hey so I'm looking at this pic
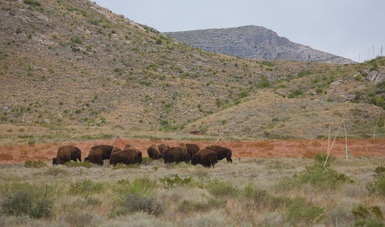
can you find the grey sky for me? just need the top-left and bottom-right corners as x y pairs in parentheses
(93, 0), (384, 62)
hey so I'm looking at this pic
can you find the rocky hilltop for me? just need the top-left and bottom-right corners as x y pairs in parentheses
(165, 25), (354, 64)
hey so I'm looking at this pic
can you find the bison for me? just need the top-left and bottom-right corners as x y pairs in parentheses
(191, 148), (218, 168)
(206, 145), (232, 163)
(147, 144), (161, 160)
(158, 144), (169, 154)
(180, 143), (200, 157)
(110, 148), (142, 166)
(162, 146), (190, 164)
(84, 145), (115, 165)
(52, 145), (82, 165)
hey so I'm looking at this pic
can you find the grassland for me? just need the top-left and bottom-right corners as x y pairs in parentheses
(0, 155), (385, 226)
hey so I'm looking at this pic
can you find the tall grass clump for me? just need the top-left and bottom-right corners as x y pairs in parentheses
(0, 183), (54, 219)
(111, 177), (162, 217)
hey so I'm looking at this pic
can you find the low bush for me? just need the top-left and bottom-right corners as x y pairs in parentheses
(68, 179), (104, 197)
(366, 166), (385, 196)
(242, 183), (287, 211)
(206, 180), (239, 198)
(352, 205), (383, 226)
(0, 183), (54, 218)
(112, 193), (162, 217)
(293, 165), (353, 190)
(111, 177), (161, 217)
(114, 177), (158, 196)
(159, 174), (191, 189)
(286, 197), (324, 225)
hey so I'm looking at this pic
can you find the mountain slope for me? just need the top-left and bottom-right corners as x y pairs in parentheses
(0, 0), (384, 140)
(165, 25), (354, 64)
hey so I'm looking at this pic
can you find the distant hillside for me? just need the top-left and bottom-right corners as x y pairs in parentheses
(165, 25), (354, 64)
(1, 0), (385, 141)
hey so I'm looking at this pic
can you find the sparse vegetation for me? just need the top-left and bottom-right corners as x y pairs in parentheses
(1, 153), (385, 226)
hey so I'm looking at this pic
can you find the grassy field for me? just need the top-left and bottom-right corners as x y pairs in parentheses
(0, 155), (384, 226)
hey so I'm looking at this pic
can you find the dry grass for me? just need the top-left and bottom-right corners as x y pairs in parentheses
(0, 156), (384, 226)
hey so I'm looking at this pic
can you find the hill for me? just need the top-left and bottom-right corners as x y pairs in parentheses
(165, 25), (354, 64)
(0, 0), (385, 142)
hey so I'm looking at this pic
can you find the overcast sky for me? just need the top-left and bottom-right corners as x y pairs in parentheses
(93, 0), (384, 62)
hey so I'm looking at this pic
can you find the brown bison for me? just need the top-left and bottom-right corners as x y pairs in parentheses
(180, 143), (200, 157)
(84, 145), (115, 165)
(162, 146), (190, 164)
(110, 148), (142, 166)
(52, 145), (82, 165)
(147, 144), (161, 160)
(206, 145), (232, 163)
(158, 144), (169, 154)
(191, 148), (218, 168)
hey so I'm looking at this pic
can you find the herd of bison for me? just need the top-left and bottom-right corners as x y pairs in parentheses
(52, 143), (233, 168)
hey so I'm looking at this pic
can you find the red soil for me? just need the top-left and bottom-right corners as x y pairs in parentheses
(0, 138), (384, 164)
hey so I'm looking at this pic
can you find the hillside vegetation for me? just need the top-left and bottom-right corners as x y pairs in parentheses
(1, 0), (385, 142)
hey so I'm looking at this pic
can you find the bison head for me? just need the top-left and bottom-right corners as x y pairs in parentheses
(190, 154), (200, 165)
(52, 157), (62, 165)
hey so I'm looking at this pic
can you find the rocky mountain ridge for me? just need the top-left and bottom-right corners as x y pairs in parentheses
(165, 25), (354, 64)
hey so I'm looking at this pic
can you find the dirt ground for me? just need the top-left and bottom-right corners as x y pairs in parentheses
(0, 137), (384, 164)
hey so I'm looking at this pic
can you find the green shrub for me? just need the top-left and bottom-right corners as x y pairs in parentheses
(159, 175), (192, 189)
(374, 166), (385, 178)
(24, 160), (47, 168)
(314, 153), (336, 167)
(242, 183), (287, 211)
(112, 193), (162, 217)
(68, 179), (104, 197)
(1, 183), (54, 218)
(286, 197), (324, 224)
(114, 177), (158, 196)
(367, 177), (385, 196)
(293, 165), (353, 190)
(288, 89), (304, 98)
(206, 180), (239, 198)
(23, 0), (41, 7)
(352, 205), (383, 227)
